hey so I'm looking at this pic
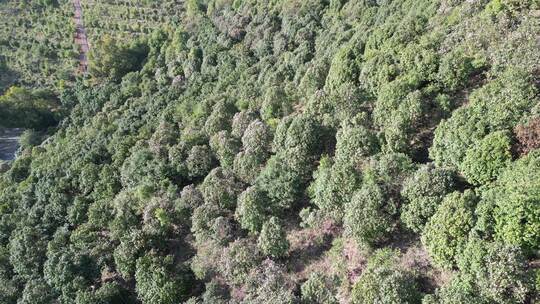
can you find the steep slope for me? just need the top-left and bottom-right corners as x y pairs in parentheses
(0, 0), (539, 303)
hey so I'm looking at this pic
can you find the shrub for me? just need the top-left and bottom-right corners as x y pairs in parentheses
(241, 259), (298, 304)
(233, 150), (267, 184)
(88, 35), (148, 81)
(204, 100), (236, 136)
(300, 272), (338, 304)
(460, 131), (512, 185)
(400, 164), (456, 232)
(422, 278), (485, 304)
(191, 203), (224, 242)
(186, 145), (216, 178)
(231, 110), (257, 138)
(241, 120), (271, 155)
(135, 254), (193, 304)
(351, 249), (421, 304)
(258, 217), (289, 258)
(457, 239), (533, 304)
(235, 186), (268, 234)
(430, 68), (538, 169)
(256, 154), (304, 212)
(334, 119), (379, 163)
(344, 181), (395, 246)
(178, 184), (204, 211)
(485, 150), (540, 252)
(200, 167), (244, 209)
(421, 190), (477, 269)
(209, 131), (241, 168)
(308, 156), (362, 214)
(219, 238), (261, 286)
(273, 114), (323, 177)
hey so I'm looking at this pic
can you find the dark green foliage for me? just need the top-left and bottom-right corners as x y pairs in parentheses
(209, 131), (240, 168)
(351, 249), (421, 304)
(0, 87), (60, 129)
(256, 154), (304, 211)
(89, 36), (149, 81)
(421, 190), (477, 269)
(75, 282), (136, 304)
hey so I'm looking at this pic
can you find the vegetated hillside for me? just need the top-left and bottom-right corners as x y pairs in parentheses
(0, 0), (77, 92)
(81, 0), (184, 45)
(0, 0), (540, 303)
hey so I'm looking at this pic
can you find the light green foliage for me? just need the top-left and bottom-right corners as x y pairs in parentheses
(233, 150), (267, 184)
(422, 278), (485, 304)
(401, 164), (456, 232)
(0, 0), (75, 91)
(421, 190), (477, 269)
(273, 114), (323, 177)
(345, 153), (415, 246)
(309, 156), (361, 214)
(334, 118), (379, 163)
(258, 217), (289, 258)
(351, 249), (421, 304)
(460, 131), (512, 185)
(309, 117), (377, 215)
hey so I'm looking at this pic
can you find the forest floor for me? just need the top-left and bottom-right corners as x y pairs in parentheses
(73, 0), (89, 74)
(0, 128), (23, 160)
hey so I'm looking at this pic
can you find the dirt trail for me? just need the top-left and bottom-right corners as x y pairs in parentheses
(73, 0), (89, 74)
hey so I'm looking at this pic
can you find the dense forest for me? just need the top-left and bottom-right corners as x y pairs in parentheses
(1, 0), (540, 303)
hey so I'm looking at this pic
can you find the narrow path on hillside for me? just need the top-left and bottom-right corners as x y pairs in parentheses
(73, 0), (89, 74)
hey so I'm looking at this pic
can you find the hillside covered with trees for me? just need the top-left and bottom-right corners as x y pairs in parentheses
(1, 0), (540, 303)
